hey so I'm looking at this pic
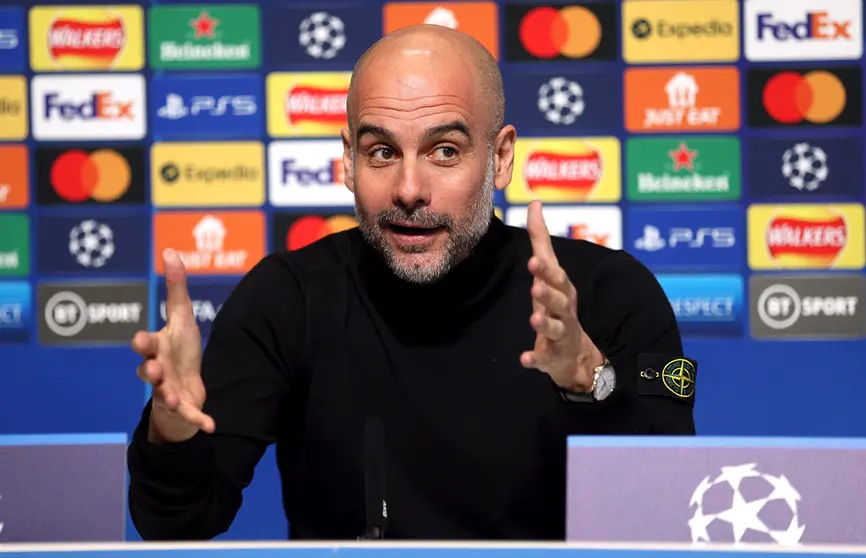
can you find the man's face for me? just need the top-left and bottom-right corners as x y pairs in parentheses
(343, 71), (499, 284)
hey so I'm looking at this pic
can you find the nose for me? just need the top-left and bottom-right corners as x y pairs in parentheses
(392, 158), (430, 211)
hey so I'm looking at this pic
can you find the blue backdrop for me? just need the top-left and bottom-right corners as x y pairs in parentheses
(0, 0), (864, 542)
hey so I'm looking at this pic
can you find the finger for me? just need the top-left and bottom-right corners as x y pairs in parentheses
(530, 312), (567, 342)
(520, 350), (551, 370)
(136, 359), (164, 386)
(531, 280), (571, 317)
(176, 402), (216, 434)
(528, 255), (572, 294)
(526, 200), (558, 265)
(163, 249), (193, 325)
(131, 331), (159, 358)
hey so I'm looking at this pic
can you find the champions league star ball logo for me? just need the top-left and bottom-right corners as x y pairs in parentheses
(688, 463), (806, 545)
(298, 12), (346, 60)
(781, 142), (828, 192)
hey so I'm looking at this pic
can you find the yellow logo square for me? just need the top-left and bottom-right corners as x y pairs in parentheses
(748, 203), (865, 270)
(623, 0), (740, 63)
(506, 137), (621, 204)
(151, 142), (265, 208)
(29, 5), (144, 71)
(267, 72), (351, 137)
(0, 76), (27, 140)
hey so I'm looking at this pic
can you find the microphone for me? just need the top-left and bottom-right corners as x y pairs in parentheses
(359, 416), (387, 540)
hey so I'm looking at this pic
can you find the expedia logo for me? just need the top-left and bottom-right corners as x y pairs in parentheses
(766, 214), (847, 266)
(631, 18), (734, 40)
(285, 85), (347, 124)
(524, 150), (601, 193)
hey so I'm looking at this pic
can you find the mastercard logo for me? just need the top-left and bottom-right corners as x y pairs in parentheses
(286, 215), (357, 250)
(762, 71), (848, 125)
(519, 6), (602, 59)
(49, 149), (131, 202)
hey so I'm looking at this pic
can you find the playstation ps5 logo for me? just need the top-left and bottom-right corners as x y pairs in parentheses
(634, 225), (736, 252)
(156, 93), (257, 120)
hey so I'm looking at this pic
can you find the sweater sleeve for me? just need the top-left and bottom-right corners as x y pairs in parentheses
(127, 255), (305, 540)
(568, 249), (696, 436)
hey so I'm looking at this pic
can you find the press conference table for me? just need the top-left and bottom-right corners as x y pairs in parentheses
(0, 541), (865, 558)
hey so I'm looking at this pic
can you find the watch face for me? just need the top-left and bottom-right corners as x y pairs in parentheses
(595, 367), (616, 400)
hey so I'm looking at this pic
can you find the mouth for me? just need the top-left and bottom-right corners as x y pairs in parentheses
(386, 222), (446, 245)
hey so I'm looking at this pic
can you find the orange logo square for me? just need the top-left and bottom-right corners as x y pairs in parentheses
(0, 145), (29, 209)
(153, 211), (266, 276)
(624, 67), (740, 133)
(384, 2), (499, 60)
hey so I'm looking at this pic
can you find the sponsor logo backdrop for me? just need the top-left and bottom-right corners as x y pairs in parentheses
(0, 0), (864, 543)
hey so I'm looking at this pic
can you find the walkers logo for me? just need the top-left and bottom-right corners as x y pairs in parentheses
(267, 72), (350, 137)
(625, 67), (740, 133)
(746, 67), (862, 128)
(150, 74), (263, 139)
(0, 7), (25, 72)
(0, 281), (30, 343)
(0, 214), (29, 277)
(505, 71), (620, 132)
(626, 137), (741, 202)
(268, 140), (352, 207)
(750, 274), (866, 339)
(151, 142), (265, 208)
(28, 6), (144, 71)
(153, 211), (266, 276)
(0, 145), (29, 209)
(156, 280), (234, 338)
(623, 0), (739, 63)
(747, 137), (863, 199)
(504, 205), (622, 249)
(0, 75), (26, 140)
(507, 137), (621, 204)
(36, 213), (149, 276)
(148, 5), (260, 70)
(263, 6), (379, 67)
(35, 146), (146, 206)
(37, 282), (149, 345)
(627, 207), (743, 271)
(272, 212), (358, 252)
(656, 274), (744, 336)
(744, 0), (862, 62)
(30, 74), (146, 140)
(384, 3), (499, 59)
(748, 204), (865, 270)
(504, 3), (617, 62)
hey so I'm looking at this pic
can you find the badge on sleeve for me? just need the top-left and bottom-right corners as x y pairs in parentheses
(637, 353), (697, 405)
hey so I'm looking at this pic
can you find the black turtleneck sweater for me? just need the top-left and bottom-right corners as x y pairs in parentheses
(127, 216), (694, 541)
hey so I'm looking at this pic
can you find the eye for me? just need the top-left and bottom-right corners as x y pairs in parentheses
(369, 146), (396, 163)
(432, 145), (458, 161)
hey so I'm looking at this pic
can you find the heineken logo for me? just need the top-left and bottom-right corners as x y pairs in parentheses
(148, 5), (261, 69)
(626, 137), (742, 202)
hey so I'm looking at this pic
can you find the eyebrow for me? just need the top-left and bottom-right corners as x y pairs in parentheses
(356, 120), (473, 144)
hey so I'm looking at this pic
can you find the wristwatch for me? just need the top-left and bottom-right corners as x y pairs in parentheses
(559, 359), (617, 403)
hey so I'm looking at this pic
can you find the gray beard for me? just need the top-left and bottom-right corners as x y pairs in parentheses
(355, 156), (496, 285)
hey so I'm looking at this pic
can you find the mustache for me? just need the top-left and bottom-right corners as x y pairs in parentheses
(375, 207), (454, 229)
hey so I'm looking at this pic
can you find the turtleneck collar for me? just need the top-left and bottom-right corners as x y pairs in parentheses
(351, 214), (516, 325)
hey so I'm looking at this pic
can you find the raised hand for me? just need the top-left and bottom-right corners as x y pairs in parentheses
(131, 249), (214, 442)
(520, 201), (603, 392)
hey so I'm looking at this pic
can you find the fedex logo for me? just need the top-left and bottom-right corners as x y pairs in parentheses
(268, 140), (353, 207)
(745, 0), (862, 61)
(32, 75), (146, 140)
(756, 12), (852, 41)
(44, 92), (135, 120)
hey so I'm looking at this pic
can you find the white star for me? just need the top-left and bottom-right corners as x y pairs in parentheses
(716, 463), (761, 490)
(716, 493), (770, 542)
(688, 507), (714, 543)
(770, 517), (806, 546)
(689, 475), (714, 507)
(763, 473), (801, 511)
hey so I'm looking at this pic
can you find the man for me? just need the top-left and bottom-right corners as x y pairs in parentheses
(128, 25), (695, 541)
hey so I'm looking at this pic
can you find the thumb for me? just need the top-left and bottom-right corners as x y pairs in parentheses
(527, 200), (557, 265)
(163, 249), (193, 325)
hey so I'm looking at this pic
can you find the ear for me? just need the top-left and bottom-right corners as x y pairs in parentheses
(341, 127), (355, 193)
(492, 125), (516, 192)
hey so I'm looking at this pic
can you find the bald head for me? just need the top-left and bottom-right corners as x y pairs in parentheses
(346, 25), (505, 142)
